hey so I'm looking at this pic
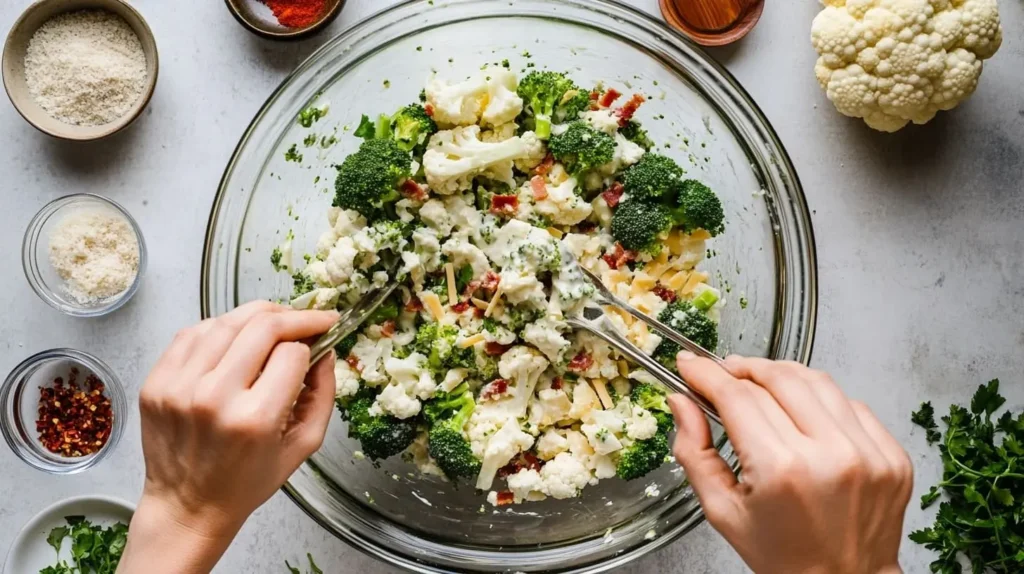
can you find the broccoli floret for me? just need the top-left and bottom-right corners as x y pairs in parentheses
(390, 104), (438, 152)
(270, 247), (284, 272)
(669, 179), (725, 237)
(619, 120), (654, 151)
(621, 153), (684, 201)
(425, 384), (481, 479)
(548, 121), (615, 176)
(292, 271), (316, 298)
(631, 382), (674, 433)
(610, 200), (673, 254)
(616, 431), (670, 481)
(367, 296), (399, 325)
(333, 138), (412, 221)
(412, 324), (475, 372)
(354, 113), (392, 140)
(338, 388), (418, 461)
(517, 71), (583, 139)
(556, 87), (592, 123)
(334, 332), (357, 358)
(652, 300), (719, 366)
(475, 351), (500, 381)
(500, 306), (542, 334)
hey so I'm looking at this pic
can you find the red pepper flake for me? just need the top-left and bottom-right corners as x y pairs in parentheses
(490, 195), (519, 217)
(533, 153), (555, 176)
(481, 379), (510, 401)
(424, 103), (435, 117)
(451, 301), (470, 313)
(550, 376), (563, 391)
(495, 491), (516, 506)
(652, 284), (678, 303)
(380, 320), (396, 338)
(35, 368), (112, 458)
(400, 179), (428, 202)
(484, 342), (512, 356)
(345, 355), (362, 372)
(601, 182), (624, 208)
(616, 94), (646, 127)
(530, 175), (548, 201)
(567, 352), (594, 373)
(405, 297), (424, 312)
(599, 88), (622, 108)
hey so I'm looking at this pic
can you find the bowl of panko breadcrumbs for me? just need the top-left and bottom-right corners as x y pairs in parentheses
(2, 0), (158, 141)
(22, 194), (146, 317)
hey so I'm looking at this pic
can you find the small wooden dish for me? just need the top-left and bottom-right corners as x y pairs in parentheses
(225, 0), (345, 41)
(2, 0), (159, 141)
(659, 0), (765, 47)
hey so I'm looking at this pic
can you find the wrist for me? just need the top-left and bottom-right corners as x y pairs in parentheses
(117, 491), (244, 574)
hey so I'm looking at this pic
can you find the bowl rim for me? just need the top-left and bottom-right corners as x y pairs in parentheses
(201, 0), (818, 570)
(0, 348), (127, 475)
(22, 193), (148, 317)
(1, 0), (160, 142)
(223, 0), (347, 41)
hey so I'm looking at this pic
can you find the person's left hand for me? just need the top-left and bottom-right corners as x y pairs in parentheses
(117, 301), (339, 574)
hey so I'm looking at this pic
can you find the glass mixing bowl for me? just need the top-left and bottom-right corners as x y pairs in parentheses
(201, 0), (817, 571)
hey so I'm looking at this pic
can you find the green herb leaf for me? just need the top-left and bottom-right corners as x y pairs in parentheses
(920, 486), (941, 509)
(911, 402), (941, 444)
(46, 526), (68, 554)
(971, 379), (1005, 418)
(285, 561), (301, 574)
(307, 553), (323, 574)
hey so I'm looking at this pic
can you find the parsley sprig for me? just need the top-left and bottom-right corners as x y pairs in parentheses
(910, 379), (1024, 573)
(41, 516), (128, 574)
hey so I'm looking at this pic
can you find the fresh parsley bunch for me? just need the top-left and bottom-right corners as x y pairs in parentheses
(41, 516), (128, 574)
(910, 379), (1024, 574)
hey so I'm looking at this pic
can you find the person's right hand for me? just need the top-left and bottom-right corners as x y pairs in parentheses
(669, 353), (913, 574)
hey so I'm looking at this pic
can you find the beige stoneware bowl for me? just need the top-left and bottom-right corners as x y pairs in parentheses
(2, 0), (158, 141)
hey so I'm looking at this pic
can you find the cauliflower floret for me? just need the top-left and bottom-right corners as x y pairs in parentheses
(512, 131), (547, 173)
(476, 415), (536, 490)
(373, 382), (421, 420)
(481, 69), (524, 127)
(581, 423), (624, 456)
(495, 346), (550, 418)
(408, 432), (446, 479)
(627, 406), (659, 441)
(597, 132), (645, 176)
(384, 352), (437, 400)
(412, 226), (442, 272)
(441, 368), (470, 393)
(325, 237), (359, 285)
(419, 199), (455, 237)
(350, 335), (392, 387)
(540, 452), (592, 499)
(329, 207), (367, 238)
(521, 316), (570, 362)
(395, 198), (418, 224)
(533, 176), (593, 226)
(590, 453), (617, 480)
(506, 468), (546, 503)
(425, 74), (488, 127)
(290, 287), (339, 310)
(811, 0), (1002, 131)
(535, 429), (570, 460)
(441, 237), (491, 278)
(423, 125), (534, 194)
(498, 270), (547, 309)
(529, 388), (573, 428)
(334, 358), (360, 398)
(568, 380), (602, 420)
(580, 109), (621, 135)
(445, 193), (485, 237)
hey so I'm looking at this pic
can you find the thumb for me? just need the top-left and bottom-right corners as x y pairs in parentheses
(668, 393), (740, 531)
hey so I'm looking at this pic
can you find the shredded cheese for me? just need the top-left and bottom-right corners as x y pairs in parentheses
(459, 333), (486, 348)
(681, 272), (709, 295)
(664, 270), (690, 290)
(690, 229), (712, 241)
(617, 360), (630, 378)
(484, 288), (503, 317)
(445, 263), (458, 306)
(546, 227), (564, 239)
(666, 230), (685, 255)
(421, 291), (445, 321)
(592, 378), (615, 410)
(630, 273), (657, 297)
(48, 208), (139, 304)
(470, 297), (490, 310)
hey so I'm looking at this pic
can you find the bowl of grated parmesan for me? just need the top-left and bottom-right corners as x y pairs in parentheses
(22, 194), (146, 317)
(2, 0), (158, 141)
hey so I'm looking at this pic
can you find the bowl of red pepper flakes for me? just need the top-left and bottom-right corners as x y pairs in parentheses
(225, 0), (346, 41)
(0, 349), (126, 474)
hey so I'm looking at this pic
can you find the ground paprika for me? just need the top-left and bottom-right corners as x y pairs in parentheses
(261, 0), (327, 29)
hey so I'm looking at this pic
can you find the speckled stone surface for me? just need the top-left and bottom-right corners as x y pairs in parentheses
(0, 1), (1021, 572)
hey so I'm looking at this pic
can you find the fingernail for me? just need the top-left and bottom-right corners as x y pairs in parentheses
(677, 351), (696, 361)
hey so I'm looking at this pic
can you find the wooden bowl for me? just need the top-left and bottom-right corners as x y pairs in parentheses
(2, 0), (159, 141)
(224, 0), (345, 41)
(659, 0), (765, 47)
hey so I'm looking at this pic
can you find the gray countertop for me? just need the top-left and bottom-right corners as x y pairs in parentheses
(1, 0), (1022, 572)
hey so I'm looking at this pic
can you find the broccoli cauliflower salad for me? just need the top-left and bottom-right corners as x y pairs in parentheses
(276, 67), (728, 506)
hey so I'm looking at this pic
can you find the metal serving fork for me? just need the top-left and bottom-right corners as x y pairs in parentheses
(308, 258), (401, 366)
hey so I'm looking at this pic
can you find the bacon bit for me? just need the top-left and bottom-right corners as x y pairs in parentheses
(589, 90), (600, 101)
(473, 306), (486, 318)
(568, 352), (594, 373)
(616, 93), (646, 127)
(485, 342), (512, 356)
(380, 320), (396, 338)
(576, 220), (598, 234)
(400, 179), (428, 202)
(490, 194), (519, 217)
(451, 301), (470, 313)
(462, 280), (481, 300)
(405, 297), (424, 312)
(498, 452), (544, 478)
(345, 355), (362, 372)
(481, 379), (510, 401)
(533, 153), (555, 176)
(652, 284), (678, 303)
(530, 175), (548, 200)
(601, 182), (624, 208)
(602, 242), (637, 270)
(599, 88), (622, 108)
(495, 491), (516, 506)
(481, 271), (501, 292)
(424, 103), (434, 117)
(550, 376), (563, 391)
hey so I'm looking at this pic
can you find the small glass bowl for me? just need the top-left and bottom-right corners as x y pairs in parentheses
(0, 349), (126, 474)
(22, 194), (147, 317)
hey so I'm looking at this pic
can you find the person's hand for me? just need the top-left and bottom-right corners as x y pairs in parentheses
(117, 301), (339, 574)
(669, 354), (913, 574)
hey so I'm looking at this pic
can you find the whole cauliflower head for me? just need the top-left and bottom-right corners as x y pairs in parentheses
(811, 0), (1002, 132)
